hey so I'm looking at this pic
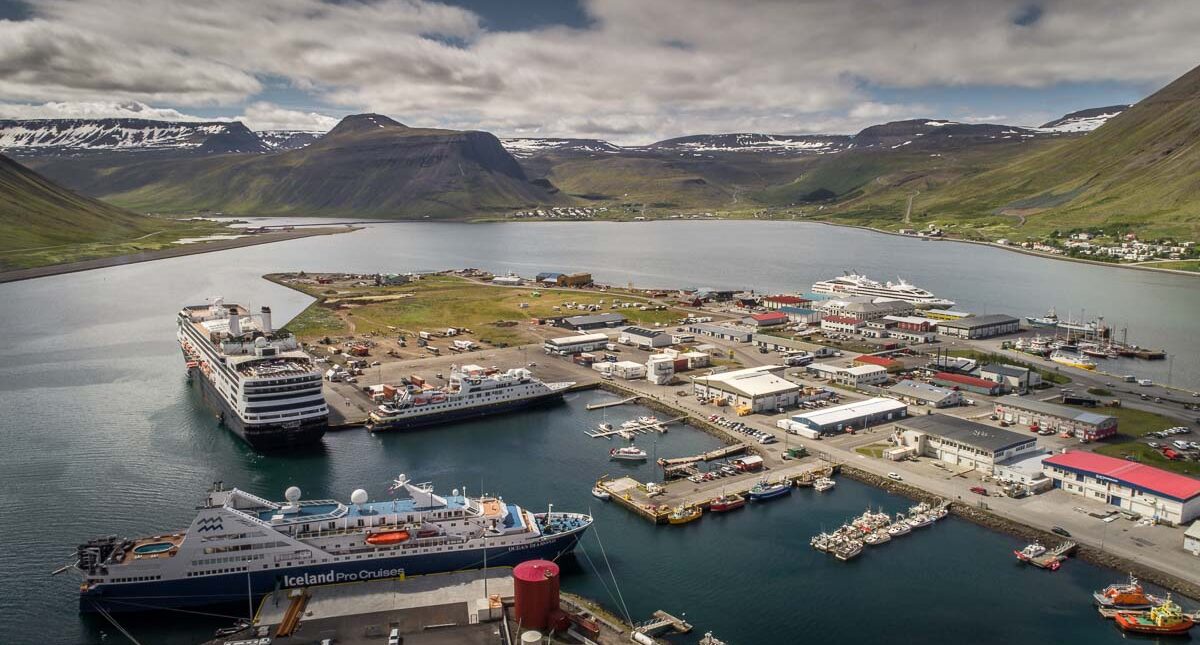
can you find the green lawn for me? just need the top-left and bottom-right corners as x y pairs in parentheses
(276, 274), (683, 347)
(1144, 260), (1200, 273)
(1094, 442), (1200, 477)
(855, 444), (889, 458)
(947, 349), (1070, 384)
(1078, 403), (1200, 476)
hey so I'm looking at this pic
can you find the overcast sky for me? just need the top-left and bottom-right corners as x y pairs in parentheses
(1, 0), (1198, 143)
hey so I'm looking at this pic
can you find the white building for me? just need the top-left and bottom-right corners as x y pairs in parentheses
(1043, 452), (1200, 525)
(543, 332), (611, 355)
(612, 361), (647, 380)
(691, 365), (801, 413)
(837, 364), (887, 388)
(789, 397), (907, 435)
(886, 380), (962, 408)
(1186, 522), (1200, 557)
(619, 326), (673, 349)
(892, 415), (1040, 473)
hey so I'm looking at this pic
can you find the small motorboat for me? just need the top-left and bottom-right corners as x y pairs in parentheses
(667, 505), (702, 525)
(709, 493), (745, 513)
(365, 529), (411, 545)
(906, 514), (934, 529)
(1113, 596), (1194, 635)
(813, 477), (836, 492)
(591, 486), (610, 500)
(610, 446), (648, 461)
(1014, 541), (1046, 562)
(834, 539), (863, 561)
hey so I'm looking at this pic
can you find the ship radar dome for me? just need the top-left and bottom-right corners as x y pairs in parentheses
(452, 488), (460, 497)
(254, 336), (268, 347)
(285, 486), (301, 502)
(351, 489), (368, 505)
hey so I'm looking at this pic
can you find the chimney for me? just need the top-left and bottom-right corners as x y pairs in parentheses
(260, 306), (272, 334)
(228, 307), (242, 337)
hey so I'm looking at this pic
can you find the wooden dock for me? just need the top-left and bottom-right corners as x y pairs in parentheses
(1024, 541), (1077, 570)
(636, 610), (693, 636)
(585, 416), (687, 439)
(586, 396), (639, 410)
(657, 442), (749, 466)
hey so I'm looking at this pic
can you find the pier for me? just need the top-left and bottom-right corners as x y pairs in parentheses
(585, 415), (687, 439)
(656, 443), (750, 466)
(1023, 540), (1077, 570)
(586, 396), (640, 410)
(636, 610), (693, 637)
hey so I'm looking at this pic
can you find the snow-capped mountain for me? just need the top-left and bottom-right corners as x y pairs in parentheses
(257, 130), (323, 150)
(501, 137), (622, 157)
(0, 118), (268, 154)
(1037, 105), (1128, 132)
(646, 133), (852, 155)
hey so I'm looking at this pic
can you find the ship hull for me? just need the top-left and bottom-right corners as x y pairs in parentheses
(80, 528), (584, 613)
(189, 365), (327, 450)
(367, 390), (567, 432)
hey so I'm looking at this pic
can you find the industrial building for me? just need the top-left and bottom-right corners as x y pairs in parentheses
(611, 360), (647, 380)
(752, 334), (834, 356)
(747, 311), (789, 327)
(543, 332), (610, 355)
(559, 312), (626, 330)
(761, 295), (810, 309)
(992, 451), (1053, 492)
(556, 272), (593, 287)
(890, 415), (1039, 473)
(691, 365), (801, 413)
(993, 397), (1118, 441)
(886, 380), (963, 408)
(1043, 452), (1200, 524)
(936, 314), (1020, 339)
(838, 364), (888, 388)
(778, 306), (821, 324)
(818, 297), (916, 321)
(687, 322), (752, 342)
(491, 274), (523, 286)
(820, 316), (863, 333)
(1186, 522), (1200, 557)
(619, 326), (673, 349)
(931, 372), (1004, 396)
(980, 363), (1042, 394)
(789, 397), (907, 435)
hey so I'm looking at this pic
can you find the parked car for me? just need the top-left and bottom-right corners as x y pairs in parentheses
(887, 472), (903, 481)
(969, 486), (988, 496)
(1052, 526), (1072, 538)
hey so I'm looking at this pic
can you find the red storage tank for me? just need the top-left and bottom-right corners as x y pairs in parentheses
(513, 559), (560, 630)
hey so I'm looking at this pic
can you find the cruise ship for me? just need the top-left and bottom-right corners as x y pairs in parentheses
(811, 273), (955, 308)
(178, 298), (328, 450)
(71, 476), (592, 612)
(365, 363), (573, 432)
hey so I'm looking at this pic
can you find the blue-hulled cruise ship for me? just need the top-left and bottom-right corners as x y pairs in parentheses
(71, 475), (592, 612)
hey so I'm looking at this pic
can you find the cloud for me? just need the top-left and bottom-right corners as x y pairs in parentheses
(234, 102), (339, 132)
(0, 100), (211, 121)
(3, 0), (1200, 143)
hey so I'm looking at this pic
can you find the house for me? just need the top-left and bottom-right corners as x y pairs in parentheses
(980, 363), (1042, 394)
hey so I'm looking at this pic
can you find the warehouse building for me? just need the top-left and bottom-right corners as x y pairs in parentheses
(789, 397), (907, 435)
(818, 297), (917, 321)
(1043, 452), (1200, 524)
(887, 380), (963, 408)
(778, 306), (822, 324)
(557, 272), (593, 287)
(980, 363), (1042, 394)
(747, 311), (789, 327)
(931, 372), (1004, 396)
(820, 315), (863, 334)
(891, 415), (1039, 472)
(936, 314), (1020, 339)
(543, 332), (611, 355)
(752, 334), (834, 356)
(761, 295), (810, 309)
(619, 326), (673, 349)
(837, 364), (888, 388)
(687, 323), (752, 343)
(559, 313), (626, 330)
(993, 397), (1118, 441)
(691, 366), (801, 413)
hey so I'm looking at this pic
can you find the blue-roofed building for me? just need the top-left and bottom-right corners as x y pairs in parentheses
(536, 272), (564, 284)
(779, 306), (821, 324)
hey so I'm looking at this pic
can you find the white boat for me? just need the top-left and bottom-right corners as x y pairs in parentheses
(1016, 542), (1046, 560)
(811, 272), (955, 307)
(610, 446), (648, 461)
(906, 514), (934, 529)
(591, 486), (610, 500)
(813, 477), (836, 492)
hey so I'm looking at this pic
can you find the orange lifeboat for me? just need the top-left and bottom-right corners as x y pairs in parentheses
(365, 530), (410, 546)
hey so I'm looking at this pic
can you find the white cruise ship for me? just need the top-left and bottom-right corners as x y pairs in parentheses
(71, 476), (592, 613)
(178, 298), (328, 449)
(811, 273), (955, 307)
(366, 363), (573, 431)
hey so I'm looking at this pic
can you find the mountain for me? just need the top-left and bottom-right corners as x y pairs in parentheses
(0, 152), (159, 256)
(1038, 105), (1128, 132)
(29, 113), (564, 218)
(257, 130), (323, 150)
(0, 118), (268, 154)
(501, 138), (622, 158)
(645, 133), (852, 155)
(850, 119), (1045, 149)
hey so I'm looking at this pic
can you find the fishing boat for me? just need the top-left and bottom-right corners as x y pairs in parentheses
(709, 493), (746, 513)
(863, 530), (891, 546)
(1113, 596), (1195, 636)
(813, 477), (836, 492)
(610, 446), (648, 461)
(1050, 351), (1097, 370)
(1094, 574), (1162, 610)
(667, 505), (702, 525)
(906, 514), (934, 529)
(810, 533), (832, 551)
(748, 480), (792, 501)
(1026, 308), (1059, 328)
(591, 486), (610, 501)
(834, 539), (863, 561)
(1080, 345), (1111, 359)
(1014, 541), (1046, 562)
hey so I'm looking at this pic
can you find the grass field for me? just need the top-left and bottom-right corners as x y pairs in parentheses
(1142, 260), (1200, 273)
(277, 274), (682, 347)
(1080, 404), (1200, 476)
(0, 218), (231, 270)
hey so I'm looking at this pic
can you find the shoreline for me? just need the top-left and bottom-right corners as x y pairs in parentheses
(0, 226), (356, 284)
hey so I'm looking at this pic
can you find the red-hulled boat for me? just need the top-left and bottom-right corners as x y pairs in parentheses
(709, 493), (745, 513)
(1113, 597), (1195, 636)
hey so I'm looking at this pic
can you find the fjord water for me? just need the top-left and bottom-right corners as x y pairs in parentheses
(0, 220), (1196, 644)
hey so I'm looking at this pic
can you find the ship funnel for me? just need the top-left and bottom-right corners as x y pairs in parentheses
(260, 306), (272, 334)
(228, 309), (241, 337)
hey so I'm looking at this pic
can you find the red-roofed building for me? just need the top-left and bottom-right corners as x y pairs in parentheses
(931, 372), (1003, 396)
(748, 311), (788, 327)
(854, 354), (901, 372)
(820, 315), (863, 334)
(762, 295), (810, 310)
(1043, 452), (1200, 524)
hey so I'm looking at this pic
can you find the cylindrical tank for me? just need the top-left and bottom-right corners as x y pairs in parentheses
(520, 631), (542, 644)
(512, 559), (560, 630)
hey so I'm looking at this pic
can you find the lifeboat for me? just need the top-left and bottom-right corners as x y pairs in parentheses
(1113, 597), (1194, 635)
(365, 530), (410, 546)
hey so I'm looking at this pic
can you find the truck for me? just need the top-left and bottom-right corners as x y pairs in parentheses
(418, 331), (434, 341)
(452, 340), (475, 351)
